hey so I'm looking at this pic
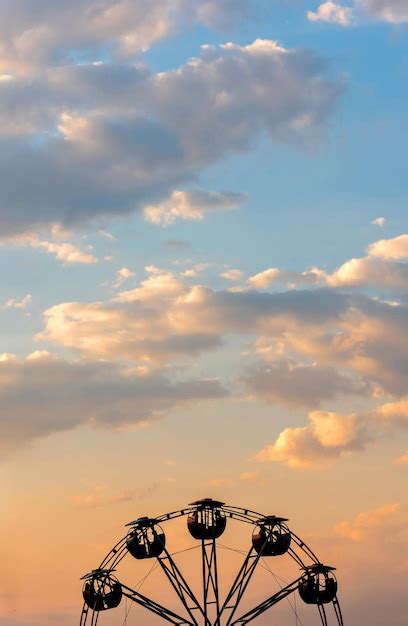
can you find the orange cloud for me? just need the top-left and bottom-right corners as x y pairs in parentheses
(335, 503), (401, 541)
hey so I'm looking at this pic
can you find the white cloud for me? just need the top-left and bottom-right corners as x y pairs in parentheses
(3, 232), (97, 265)
(248, 266), (325, 289)
(2, 294), (32, 310)
(247, 233), (408, 291)
(144, 189), (244, 225)
(248, 268), (282, 288)
(307, 1), (354, 25)
(181, 263), (209, 278)
(220, 269), (244, 281)
(367, 234), (408, 260)
(113, 266), (135, 288)
(98, 229), (116, 240)
(328, 255), (408, 290)
(371, 216), (386, 226)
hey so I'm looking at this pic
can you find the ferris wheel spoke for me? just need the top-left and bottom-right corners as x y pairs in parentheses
(332, 597), (344, 625)
(219, 546), (262, 625)
(317, 604), (328, 626)
(157, 548), (205, 624)
(120, 581), (196, 626)
(80, 603), (89, 626)
(201, 538), (221, 626)
(230, 575), (304, 626)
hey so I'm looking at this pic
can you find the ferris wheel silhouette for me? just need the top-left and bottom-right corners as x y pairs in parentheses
(80, 498), (344, 626)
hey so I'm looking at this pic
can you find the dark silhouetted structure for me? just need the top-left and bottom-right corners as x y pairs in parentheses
(80, 498), (344, 626)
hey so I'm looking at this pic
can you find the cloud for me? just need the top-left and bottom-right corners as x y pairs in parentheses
(335, 503), (401, 541)
(2, 294), (32, 310)
(98, 229), (116, 240)
(0, 351), (226, 457)
(247, 233), (408, 291)
(35, 260), (408, 396)
(165, 239), (190, 250)
(144, 189), (244, 225)
(239, 471), (260, 481)
(357, 0), (408, 23)
(248, 266), (325, 288)
(248, 268), (282, 288)
(189, 0), (255, 30)
(181, 263), (209, 278)
(36, 267), (350, 364)
(113, 266), (135, 287)
(256, 397), (408, 469)
(395, 451), (408, 464)
(256, 410), (369, 468)
(308, 0), (408, 25)
(220, 269), (244, 281)
(208, 478), (233, 486)
(328, 255), (408, 290)
(367, 234), (408, 260)
(0, 0), (260, 74)
(0, 40), (342, 236)
(242, 358), (370, 407)
(3, 232), (97, 265)
(371, 216), (386, 226)
(70, 484), (135, 509)
(307, 1), (354, 25)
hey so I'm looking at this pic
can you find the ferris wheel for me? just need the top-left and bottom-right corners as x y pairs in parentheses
(80, 498), (344, 626)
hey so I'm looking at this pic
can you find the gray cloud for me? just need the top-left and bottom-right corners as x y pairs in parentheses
(242, 358), (370, 406)
(0, 352), (226, 457)
(0, 0), (259, 73)
(0, 40), (342, 236)
(357, 0), (408, 22)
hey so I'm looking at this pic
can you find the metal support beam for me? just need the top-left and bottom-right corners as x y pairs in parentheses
(202, 539), (221, 626)
(230, 575), (303, 626)
(333, 597), (344, 626)
(318, 604), (328, 626)
(121, 581), (195, 626)
(157, 549), (205, 625)
(219, 547), (262, 625)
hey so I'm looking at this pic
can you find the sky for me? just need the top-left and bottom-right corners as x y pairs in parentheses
(0, 0), (407, 624)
